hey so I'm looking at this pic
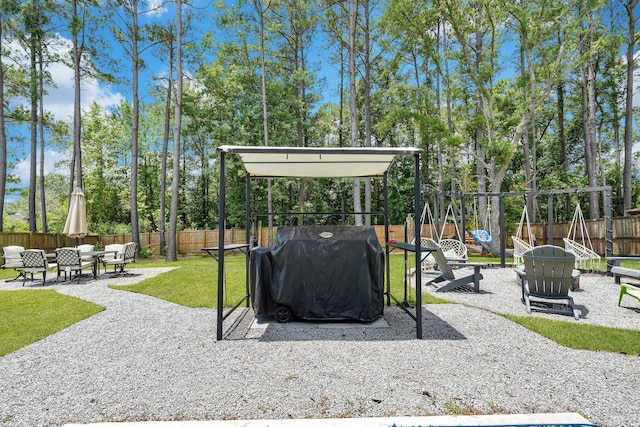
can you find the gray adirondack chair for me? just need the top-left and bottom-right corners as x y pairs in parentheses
(424, 238), (485, 292)
(517, 245), (580, 320)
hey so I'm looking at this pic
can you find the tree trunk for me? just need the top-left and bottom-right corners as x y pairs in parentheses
(254, 0), (273, 242)
(363, 0), (371, 226)
(349, 0), (362, 226)
(160, 43), (173, 256)
(557, 82), (571, 218)
(28, 0), (38, 232)
(72, 0), (83, 190)
(38, 41), (47, 232)
(519, 40), (535, 220)
(584, 12), (600, 219)
(474, 0), (487, 241)
(623, 0), (637, 214)
(436, 19), (445, 219)
(0, 15), (6, 231)
(442, 18), (454, 212)
(130, 0), (141, 252)
(168, 0), (183, 262)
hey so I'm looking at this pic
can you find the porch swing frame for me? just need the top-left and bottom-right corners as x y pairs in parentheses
(408, 201), (439, 272)
(423, 186), (612, 269)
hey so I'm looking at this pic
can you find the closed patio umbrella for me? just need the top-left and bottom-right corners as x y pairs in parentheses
(63, 187), (87, 244)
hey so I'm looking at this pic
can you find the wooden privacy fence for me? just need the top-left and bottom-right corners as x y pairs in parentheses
(528, 215), (640, 256)
(99, 226), (406, 254)
(2, 215), (639, 256)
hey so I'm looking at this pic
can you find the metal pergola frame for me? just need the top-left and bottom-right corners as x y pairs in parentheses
(215, 145), (425, 340)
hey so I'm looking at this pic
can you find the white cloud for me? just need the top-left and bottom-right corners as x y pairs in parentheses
(46, 37), (125, 122)
(5, 36), (124, 185)
(45, 57), (124, 122)
(5, 37), (125, 122)
(145, 0), (168, 17)
(13, 149), (69, 184)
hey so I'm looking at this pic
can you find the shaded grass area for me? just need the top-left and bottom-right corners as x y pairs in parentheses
(111, 254), (450, 307)
(110, 256), (232, 307)
(503, 314), (640, 356)
(0, 290), (104, 357)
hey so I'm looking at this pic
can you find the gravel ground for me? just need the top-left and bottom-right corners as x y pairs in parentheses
(0, 266), (639, 427)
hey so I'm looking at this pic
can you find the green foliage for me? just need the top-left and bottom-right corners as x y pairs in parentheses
(138, 244), (154, 258)
(2, 0), (639, 238)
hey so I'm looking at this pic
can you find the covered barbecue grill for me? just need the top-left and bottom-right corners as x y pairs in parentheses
(251, 225), (384, 323)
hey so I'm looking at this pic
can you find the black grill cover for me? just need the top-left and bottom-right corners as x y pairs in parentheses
(250, 225), (384, 321)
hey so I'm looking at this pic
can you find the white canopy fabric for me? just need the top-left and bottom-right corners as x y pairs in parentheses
(63, 187), (87, 239)
(218, 145), (422, 178)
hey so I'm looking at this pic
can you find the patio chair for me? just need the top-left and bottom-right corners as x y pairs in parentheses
(2, 245), (25, 282)
(20, 249), (55, 286)
(100, 244), (124, 274)
(516, 245), (580, 320)
(102, 242), (136, 275)
(618, 283), (640, 307)
(76, 244), (95, 262)
(55, 247), (94, 284)
(423, 238), (485, 293)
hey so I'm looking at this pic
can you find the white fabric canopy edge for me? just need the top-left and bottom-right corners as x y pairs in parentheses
(218, 145), (423, 178)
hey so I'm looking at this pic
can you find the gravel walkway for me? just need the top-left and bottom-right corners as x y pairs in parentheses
(0, 267), (639, 427)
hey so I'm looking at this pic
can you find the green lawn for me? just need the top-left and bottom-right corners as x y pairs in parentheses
(0, 290), (104, 357)
(503, 314), (640, 355)
(1, 253), (639, 357)
(110, 256), (234, 307)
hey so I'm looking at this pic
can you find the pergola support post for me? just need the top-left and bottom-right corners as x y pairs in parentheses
(217, 150), (227, 341)
(384, 173), (391, 307)
(245, 174), (251, 307)
(414, 152), (422, 340)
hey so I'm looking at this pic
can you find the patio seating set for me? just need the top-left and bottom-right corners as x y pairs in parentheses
(1, 242), (137, 286)
(421, 239), (640, 321)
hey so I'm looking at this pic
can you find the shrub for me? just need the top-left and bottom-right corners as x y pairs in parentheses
(138, 244), (154, 258)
